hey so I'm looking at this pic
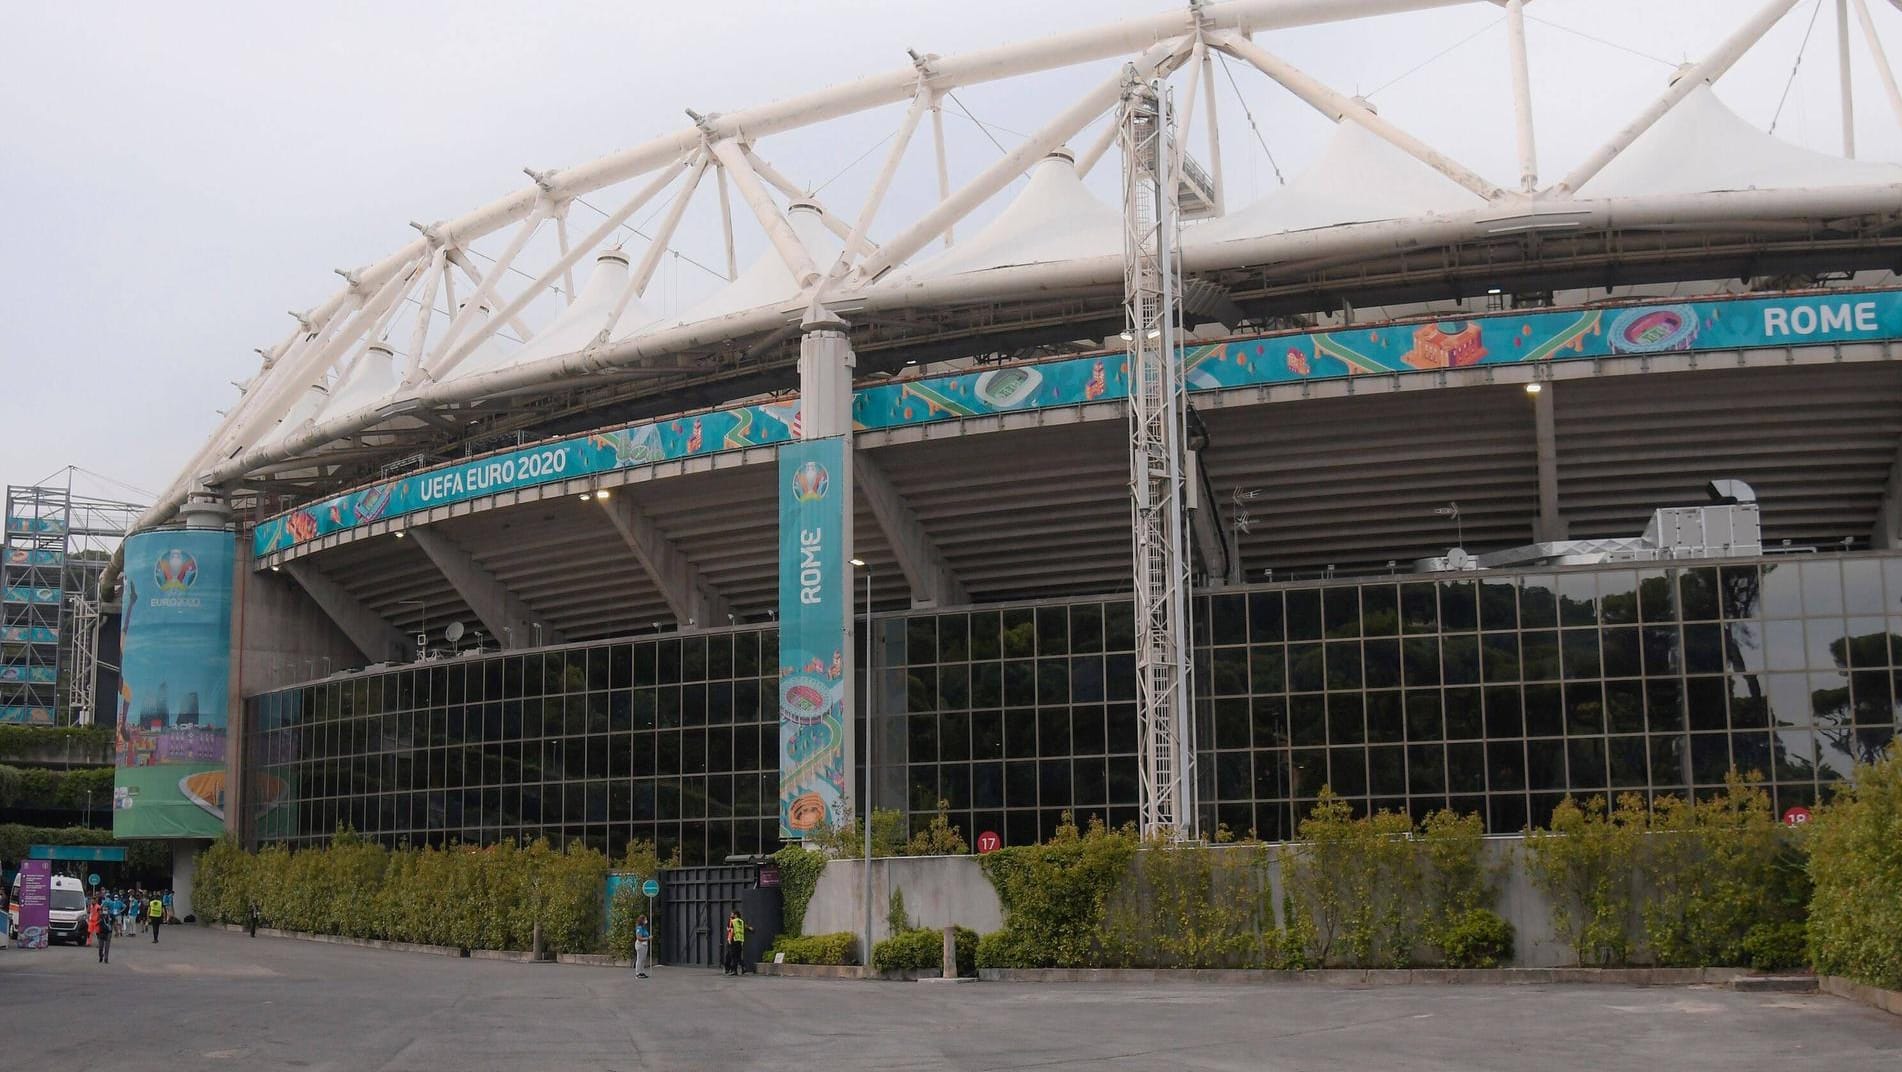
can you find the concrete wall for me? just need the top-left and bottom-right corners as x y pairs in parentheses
(798, 836), (1576, 968)
(803, 855), (1005, 947)
(236, 569), (364, 699)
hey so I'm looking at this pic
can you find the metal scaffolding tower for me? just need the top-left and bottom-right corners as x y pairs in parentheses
(1121, 70), (1197, 841)
(1, 476), (143, 726)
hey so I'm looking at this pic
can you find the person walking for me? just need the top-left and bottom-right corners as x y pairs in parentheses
(86, 896), (102, 948)
(148, 893), (164, 943)
(722, 910), (746, 976)
(633, 915), (651, 979)
(96, 905), (112, 964)
(162, 890), (174, 923)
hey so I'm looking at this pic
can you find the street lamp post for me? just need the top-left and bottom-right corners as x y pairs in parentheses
(850, 558), (872, 965)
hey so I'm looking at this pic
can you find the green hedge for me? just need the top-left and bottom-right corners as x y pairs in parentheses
(872, 926), (977, 975)
(770, 931), (859, 965)
(1807, 744), (1902, 989)
(772, 844), (827, 938)
(977, 815), (1137, 969)
(0, 822), (169, 876)
(196, 831), (612, 954)
(0, 725), (113, 760)
(0, 764), (114, 811)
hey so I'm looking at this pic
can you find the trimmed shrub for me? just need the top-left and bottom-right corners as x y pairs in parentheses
(1807, 743), (1902, 989)
(771, 931), (859, 966)
(974, 928), (1030, 970)
(872, 926), (978, 975)
(605, 885), (644, 960)
(1525, 794), (1644, 967)
(1282, 792), (1422, 968)
(1436, 908), (1515, 969)
(979, 814), (1137, 968)
(772, 844), (826, 938)
(1640, 774), (1808, 968)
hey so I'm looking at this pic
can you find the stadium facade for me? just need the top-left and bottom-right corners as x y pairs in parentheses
(105, 0), (1902, 873)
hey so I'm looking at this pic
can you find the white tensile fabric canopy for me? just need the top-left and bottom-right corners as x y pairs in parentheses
(899, 150), (1121, 279)
(448, 250), (656, 382)
(313, 343), (398, 424)
(1191, 119), (1486, 244)
(664, 204), (840, 328)
(1579, 84), (1902, 198)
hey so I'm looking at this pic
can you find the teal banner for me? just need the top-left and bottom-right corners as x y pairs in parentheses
(5, 516), (65, 535)
(3, 586), (61, 605)
(1, 626), (59, 644)
(253, 288), (1902, 559)
(777, 437), (851, 840)
(4, 548), (63, 567)
(116, 529), (235, 840)
(0, 665), (57, 684)
(0, 706), (55, 725)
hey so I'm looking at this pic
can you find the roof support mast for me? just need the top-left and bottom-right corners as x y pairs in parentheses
(1122, 69), (1197, 842)
(1506, 0), (1539, 191)
(1840, 0), (1858, 158)
(1851, 0), (1902, 129)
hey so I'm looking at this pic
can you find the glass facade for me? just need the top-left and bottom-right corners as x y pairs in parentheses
(246, 554), (1902, 862)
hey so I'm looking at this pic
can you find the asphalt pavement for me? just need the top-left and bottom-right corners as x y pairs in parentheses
(2, 925), (1897, 1071)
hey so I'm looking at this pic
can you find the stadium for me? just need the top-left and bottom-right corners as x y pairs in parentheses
(105, 0), (1902, 869)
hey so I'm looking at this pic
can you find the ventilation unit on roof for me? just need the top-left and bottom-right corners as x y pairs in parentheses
(1413, 481), (1764, 573)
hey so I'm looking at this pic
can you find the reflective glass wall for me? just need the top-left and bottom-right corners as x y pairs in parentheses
(245, 554), (1902, 860)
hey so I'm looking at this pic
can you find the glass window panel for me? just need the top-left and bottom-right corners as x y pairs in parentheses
(1479, 578), (1518, 631)
(1522, 630), (1560, 681)
(1567, 737), (1607, 790)
(940, 663), (972, 709)
(1367, 746), (1406, 797)
(1003, 661), (1036, 708)
(1485, 686), (1524, 739)
(1326, 641), (1363, 690)
(1252, 696), (1290, 749)
(1642, 627), (1681, 676)
(1249, 645), (1286, 694)
(1608, 736), (1648, 788)
(1105, 654), (1136, 702)
(1289, 749), (1328, 799)
(1002, 609), (1035, 658)
(1211, 594), (1248, 646)
(1362, 585), (1399, 636)
(1366, 691), (1404, 744)
(1210, 647), (1247, 696)
(1005, 710), (1037, 758)
(1444, 688), (1483, 740)
(1290, 695), (1326, 747)
(1728, 675), (1769, 729)
(1287, 589), (1323, 642)
(1107, 703), (1138, 754)
(1717, 565), (1761, 620)
(972, 663), (1003, 708)
(1289, 644), (1325, 692)
(1407, 744), (1446, 796)
(972, 711), (1004, 760)
(1760, 563), (1803, 619)
(1401, 583), (1438, 634)
(1801, 560), (1845, 617)
(909, 713), (939, 764)
(1323, 587), (1360, 639)
(1686, 676), (1728, 732)
(1036, 660), (1069, 705)
(969, 611), (1002, 661)
(1328, 693), (1365, 746)
(1524, 683), (1564, 737)
(1214, 698), (1251, 751)
(1488, 738), (1526, 791)
(1361, 638), (1401, 690)
(1682, 623), (1725, 675)
(1598, 571), (1639, 625)
(1036, 606), (1069, 656)
(938, 614), (972, 662)
(1690, 733), (1731, 784)
(1520, 576), (1558, 628)
(1561, 629), (1601, 680)
(1606, 680), (1646, 734)
(1677, 568), (1719, 622)
(1104, 602), (1135, 653)
(1566, 682), (1605, 735)
(1328, 747), (1367, 796)
(1558, 573), (1597, 625)
(1071, 705), (1106, 755)
(1763, 620), (1806, 671)
(1406, 690), (1443, 742)
(972, 762), (1004, 808)
(1403, 637), (1441, 688)
(907, 616), (938, 665)
(1249, 591), (1285, 643)
(1439, 581), (1478, 632)
(1639, 570), (1676, 623)
(938, 712), (971, 763)
(1442, 634), (1480, 686)
(1647, 735), (1688, 791)
(1447, 742), (1485, 794)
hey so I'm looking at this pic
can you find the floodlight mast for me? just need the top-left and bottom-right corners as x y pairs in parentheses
(1122, 71), (1197, 843)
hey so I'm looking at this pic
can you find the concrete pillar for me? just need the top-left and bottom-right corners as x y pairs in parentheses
(409, 528), (565, 649)
(1531, 383), (1569, 543)
(1871, 440), (1902, 549)
(599, 497), (730, 628)
(798, 309), (856, 440)
(170, 840), (198, 920)
(855, 453), (968, 608)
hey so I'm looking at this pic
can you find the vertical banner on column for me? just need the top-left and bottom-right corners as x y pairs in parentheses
(16, 859), (50, 948)
(114, 529), (235, 839)
(778, 436), (852, 839)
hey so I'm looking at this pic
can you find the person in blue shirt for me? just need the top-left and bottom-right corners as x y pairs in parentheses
(162, 891), (174, 923)
(634, 915), (651, 979)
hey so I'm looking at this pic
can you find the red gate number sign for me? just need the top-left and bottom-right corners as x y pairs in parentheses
(1783, 806), (1811, 826)
(976, 830), (1002, 854)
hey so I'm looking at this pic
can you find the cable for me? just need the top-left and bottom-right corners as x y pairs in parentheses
(1365, 17), (1504, 99)
(1216, 52), (1285, 186)
(571, 195), (730, 281)
(811, 131), (896, 196)
(1524, 13), (1680, 68)
(944, 90), (1017, 155)
(1770, 0), (1826, 134)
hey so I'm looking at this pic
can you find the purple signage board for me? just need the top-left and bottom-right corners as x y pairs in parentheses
(16, 859), (50, 949)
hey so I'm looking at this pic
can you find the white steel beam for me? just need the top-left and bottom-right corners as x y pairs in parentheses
(283, 561), (409, 663)
(554, 207), (578, 303)
(836, 90), (933, 270)
(401, 250), (448, 380)
(854, 452), (970, 608)
(1199, 43), (1226, 214)
(1841, 0), (1858, 157)
(618, 156), (712, 323)
(598, 496), (731, 627)
(858, 36), (1191, 282)
(716, 162), (738, 280)
(930, 98), (955, 246)
(426, 209), (549, 372)
(1852, 0), (1902, 128)
(1506, 0), (1539, 191)
(708, 138), (820, 287)
(1074, 113), (1123, 177)
(408, 527), (565, 650)
(1212, 31), (1505, 200)
(1554, 0), (1802, 195)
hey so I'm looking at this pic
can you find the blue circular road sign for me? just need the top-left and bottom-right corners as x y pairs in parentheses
(641, 878), (660, 898)
(88, 874), (100, 887)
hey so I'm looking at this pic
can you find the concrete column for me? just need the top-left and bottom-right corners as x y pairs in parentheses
(855, 453), (968, 608)
(170, 840), (198, 920)
(1871, 439), (1902, 549)
(798, 309), (856, 440)
(283, 561), (408, 663)
(599, 497), (730, 628)
(409, 528), (564, 649)
(1531, 384), (1569, 543)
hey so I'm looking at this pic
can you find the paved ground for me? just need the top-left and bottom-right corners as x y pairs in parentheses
(2, 927), (1898, 1071)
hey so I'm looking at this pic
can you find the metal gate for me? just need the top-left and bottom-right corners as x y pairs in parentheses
(654, 866), (772, 965)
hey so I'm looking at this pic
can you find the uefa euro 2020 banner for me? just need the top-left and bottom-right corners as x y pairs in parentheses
(115, 529), (235, 840)
(777, 437), (852, 840)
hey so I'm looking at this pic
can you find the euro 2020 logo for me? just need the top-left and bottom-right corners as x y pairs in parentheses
(791, 460), (829, 503)
(154, 549), (199, 593)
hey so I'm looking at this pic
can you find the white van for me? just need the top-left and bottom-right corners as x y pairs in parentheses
(9, 873), (89, 946)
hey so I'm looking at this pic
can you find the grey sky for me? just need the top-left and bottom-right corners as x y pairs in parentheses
(3, 0), (1894, 504)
